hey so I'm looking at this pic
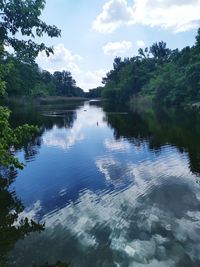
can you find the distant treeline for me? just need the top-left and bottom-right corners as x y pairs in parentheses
(4, 27), (200, 104)
(1, 54), (84, 97)
(85, 86), (103, 98)
(99, 28), (200, 106)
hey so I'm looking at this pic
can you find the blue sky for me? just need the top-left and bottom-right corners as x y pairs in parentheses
(36, 0), (200, 91)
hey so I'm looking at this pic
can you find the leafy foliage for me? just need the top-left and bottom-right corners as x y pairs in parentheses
(0, 106), (38, 168)
(1, 55), (84, 97)
(0, 1), (83, 98)
(0, 1), (64, 265)
(85, 86), (103, 98)
(0, 0), (61, 61)
(102, 28), (200, 106)
(53, 70), (84, 97)
(0, 106), (45, 265)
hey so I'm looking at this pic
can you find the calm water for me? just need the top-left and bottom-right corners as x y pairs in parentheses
(3, 100), (200, 267)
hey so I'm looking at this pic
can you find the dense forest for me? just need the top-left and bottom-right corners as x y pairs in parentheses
(2, 27), (200, 105)
(85, 86), (103, 98)
(1, 54), (84, 97)
(101, 29), (200, 107)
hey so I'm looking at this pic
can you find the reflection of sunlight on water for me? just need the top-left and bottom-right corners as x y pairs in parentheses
(42, 104), (107, 150)
(11, 148), (200, 267)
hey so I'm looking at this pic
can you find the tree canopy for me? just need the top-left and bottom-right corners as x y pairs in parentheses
(0, 0), (61, 61)
(0, 0), (84, 98)
(1, 56), (84, 97)
(101, 28), (200, 107)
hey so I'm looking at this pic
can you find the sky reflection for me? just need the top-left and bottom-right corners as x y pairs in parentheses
(9, 102), (200, 267)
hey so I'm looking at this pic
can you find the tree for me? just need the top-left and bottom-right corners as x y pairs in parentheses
(0, 0), (61, 61)
(138, 47), (150, 59)
(2, 55), (58, 96)
(53, 70), (80, 96)
(102, 28), (200, 105)
(0, 0), (61, 96)
(0, 0), (61, 171)
(113, 57), (123, 70)
(86, 86), (103, 98)
(195, 28), (200, 49)
(0, 1), (60, 264)
(3, 55), (41, 95)
(0, 106), (45, 265)
(150, 41), (171, 62)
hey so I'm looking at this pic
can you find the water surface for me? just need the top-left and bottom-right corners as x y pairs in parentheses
(3, 100), (200, 267)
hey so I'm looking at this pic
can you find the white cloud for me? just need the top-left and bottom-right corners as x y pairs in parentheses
(67, 62), (81, 73)
(38, 43), (82, 64)
(136, 40), (145, 48)
(93, 0), (200, 33)
(103, 40), (132, 55)
(77, 69), (108, 90)
(92, 0), (135, 33)
(133, 0), (200, 33)
(37, 43), (107, 91)
(46, 63), (81, 75)
(36, 43), (82, 77)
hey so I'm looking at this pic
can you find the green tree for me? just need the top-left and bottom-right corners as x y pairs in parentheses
(0, 0), (61, 61)
(53, 70), (84, 97)
(0, 0), (61, 174)
(150, 41), (171, 62)
(0, 1), (60, 264)
(0, 106), (45, 265)
(102, 28), (200, 106)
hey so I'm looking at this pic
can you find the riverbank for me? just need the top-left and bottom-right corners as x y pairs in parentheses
(129, 94), (200, 112)
(0, 96), (87, 106)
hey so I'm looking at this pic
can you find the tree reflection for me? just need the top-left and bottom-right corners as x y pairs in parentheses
(103, 103), (200, 177)
(0, 169), (44, 265)
(7, 101), (80, 162)
(0, 169), (73, 266)
(37, 262), (70, 267)
(23, 135), (42, 162)
(0, 101), (81, 266)
(6, 100), (81, 130)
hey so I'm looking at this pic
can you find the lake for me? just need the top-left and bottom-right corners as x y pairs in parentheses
(2, 100), (200, 267)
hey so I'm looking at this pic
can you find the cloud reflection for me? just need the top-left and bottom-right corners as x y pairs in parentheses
(42, 105), (107, 150)
(11, 149), (200, 267)
(43, 125), (84, 150)
(104, 138), (130, 151)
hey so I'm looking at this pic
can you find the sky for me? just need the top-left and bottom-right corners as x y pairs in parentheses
(36, 0), (200, 91)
